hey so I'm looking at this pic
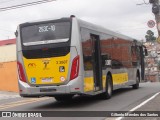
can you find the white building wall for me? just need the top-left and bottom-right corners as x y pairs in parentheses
(0, 44), (16, 62)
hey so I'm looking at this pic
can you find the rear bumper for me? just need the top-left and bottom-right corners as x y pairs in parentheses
(18, 76), (83, 97)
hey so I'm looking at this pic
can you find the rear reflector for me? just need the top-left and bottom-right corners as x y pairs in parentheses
(70, 55), (79, 80)
(75, 88), (80, 90)
(17, 61), (27, 83)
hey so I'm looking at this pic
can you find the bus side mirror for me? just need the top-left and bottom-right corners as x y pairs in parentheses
(15, 30), (18, 37)
(144, 48), (148, 56)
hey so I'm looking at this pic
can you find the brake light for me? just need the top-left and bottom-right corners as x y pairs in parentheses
(17, 61), (27, 83)
(70, 55), (80, 80)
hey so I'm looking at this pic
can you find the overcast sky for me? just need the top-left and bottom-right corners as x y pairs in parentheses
(0, 0), (158, 41)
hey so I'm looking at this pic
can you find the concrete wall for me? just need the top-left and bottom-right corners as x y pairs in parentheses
(0, 44), (16, 62)
(145, 74), (159, 82)
(0, 44), (18, 92)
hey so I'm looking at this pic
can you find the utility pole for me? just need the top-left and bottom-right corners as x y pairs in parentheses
(150, 0), (160, 36)
(150, 0), (160, 81)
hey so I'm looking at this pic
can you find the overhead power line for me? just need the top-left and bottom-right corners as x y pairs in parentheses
(0, 0), (56, 12)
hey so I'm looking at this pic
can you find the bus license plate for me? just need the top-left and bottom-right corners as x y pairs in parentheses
(41, 78), (53, 83)
(40, 88), (56, 92)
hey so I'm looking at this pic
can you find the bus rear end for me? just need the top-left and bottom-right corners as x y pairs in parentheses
(16, 17), (83, 98)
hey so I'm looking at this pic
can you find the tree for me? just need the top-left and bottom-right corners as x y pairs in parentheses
(145, 30), (156, 42)
(158, 61), (160, 70)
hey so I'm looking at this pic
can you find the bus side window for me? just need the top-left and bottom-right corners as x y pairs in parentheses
(111, 59), (123, 69)
(81, 28), (93, 71)
(144, 48), (148, 56)
(131, 46), (136, 55)
(83, 55), (93, 70)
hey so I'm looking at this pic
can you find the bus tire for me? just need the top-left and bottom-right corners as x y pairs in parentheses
(54, 95), (73, 102)
(132, 74), (140, 89)
(100, 75), (113, 99)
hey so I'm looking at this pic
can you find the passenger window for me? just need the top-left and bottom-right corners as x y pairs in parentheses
(112, 59), (123, 69)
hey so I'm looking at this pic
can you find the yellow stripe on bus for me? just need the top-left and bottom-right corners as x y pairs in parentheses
(112, 73), (128, 85)
(84, 73), (128, 92)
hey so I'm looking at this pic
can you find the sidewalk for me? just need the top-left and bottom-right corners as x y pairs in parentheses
(0, 91), (20, 100)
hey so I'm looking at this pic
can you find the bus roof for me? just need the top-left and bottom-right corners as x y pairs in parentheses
(77, 18), (138, 42)
(19, 16), (141, 45)
(19, 17), (70, 27)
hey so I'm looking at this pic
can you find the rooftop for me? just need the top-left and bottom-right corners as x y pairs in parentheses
(0, 38), (16, 46)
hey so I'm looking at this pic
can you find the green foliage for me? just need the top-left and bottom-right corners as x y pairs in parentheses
(145, 30), (156, 42)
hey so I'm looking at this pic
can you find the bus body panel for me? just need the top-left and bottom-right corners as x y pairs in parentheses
(18, 76), (83, 97)
(23, 53), (70, 85)
(78, 19), (143, 93)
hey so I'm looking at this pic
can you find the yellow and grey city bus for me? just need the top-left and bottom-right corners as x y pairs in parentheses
(16, 15), (147, 101)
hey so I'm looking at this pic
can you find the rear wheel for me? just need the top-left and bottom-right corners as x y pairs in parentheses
(132, 74), (140, 89)
(54, 95), (73, 102)
(100, 75), (113, 99)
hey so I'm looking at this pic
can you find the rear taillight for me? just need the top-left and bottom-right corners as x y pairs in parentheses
(70, 55), (80, 80)
(17, 61), (27, 83)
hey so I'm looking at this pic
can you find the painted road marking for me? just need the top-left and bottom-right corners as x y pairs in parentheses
(0, 97), (50, 110)
(115, 92), (160, 120)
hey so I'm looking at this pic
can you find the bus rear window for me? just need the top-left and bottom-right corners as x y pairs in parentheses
(21, 22), (71, 46)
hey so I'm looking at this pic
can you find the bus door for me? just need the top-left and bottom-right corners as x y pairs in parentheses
(90, 34), (103, 91)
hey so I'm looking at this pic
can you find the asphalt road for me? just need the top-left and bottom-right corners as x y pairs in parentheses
(0, 82), (160, 120)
